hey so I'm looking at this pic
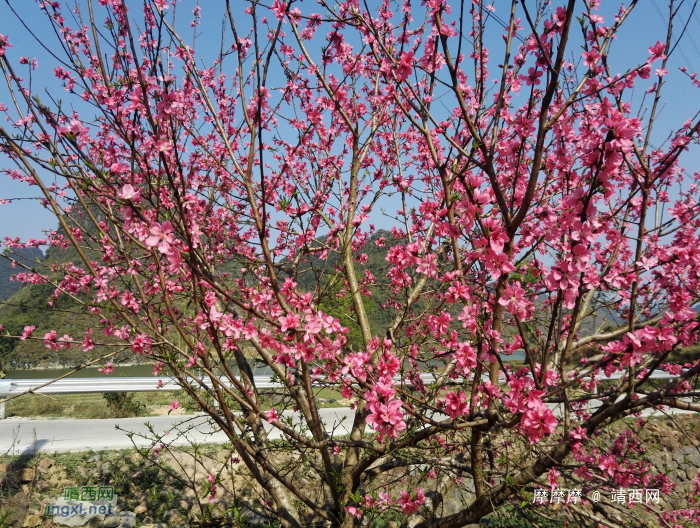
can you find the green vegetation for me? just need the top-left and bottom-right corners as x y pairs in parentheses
(102, 392), (147, 417)
(4, 391), (183, 419)
(0, 213), (140, 372)
(0, 449), (189, 527)
(2, 222), (698, 375)
(669, 344), (700, 364)
(0, 228), (402, 370)
(292, 229), (400, 343)
(318, 277), (381, 351)
(482, 506), (566, 527)
(0, 278), (111, 372)
(4, 387), (350, 420)
(0, 247), (42, 301)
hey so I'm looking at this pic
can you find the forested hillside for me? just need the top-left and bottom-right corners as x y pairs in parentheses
(0, 224), (403, 369)
(291, 229), (402, 350)
(3, 224), (684, 371)
(0, 247), (42, 300)
(0, 210), (129, 371)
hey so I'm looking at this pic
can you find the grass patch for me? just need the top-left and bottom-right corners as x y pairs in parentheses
(668, 345), (700, 364)
(5, 391), (188, 419)
(4, 387), (350, 420)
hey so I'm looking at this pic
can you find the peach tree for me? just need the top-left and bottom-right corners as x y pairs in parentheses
(1, 0), (700, 527)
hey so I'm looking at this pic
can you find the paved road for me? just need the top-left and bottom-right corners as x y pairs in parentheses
(0, 408), (356, 454)
(1, 401), (693, 454)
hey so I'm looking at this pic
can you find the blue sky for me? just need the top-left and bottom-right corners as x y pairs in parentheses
(1, 0), (699, 246)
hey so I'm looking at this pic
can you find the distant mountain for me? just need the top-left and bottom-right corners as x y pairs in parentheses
(0, 241), (118, 371)
(0, 209), (129, 371)
(3, 223), (662, 371)
(0, 227), (403, 369)
(275, 229), (410, 349)
(0, 247), (43, 300)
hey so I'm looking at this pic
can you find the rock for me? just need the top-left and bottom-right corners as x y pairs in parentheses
(35, 481), (50, 493)
(669, 469), (688, 482)
(440, 480), (476, 517)
(51, 497), (117, 528)
(189, 505), (202, 522)
(21, 515), (42, 528)
(4, 510), (28, 528)
(18, 469), (35, 483)
(139, 525), (168, 528)
(242, 511), (268, 526)
(178, 500), (189, 509)
(4, 501), (28, 528)
(681, 447), (700, 466)
(103, 516), (122, 528)
(648, 454), (662, 468)
(38, 458), (54, 470)
(133, 505), (148, 515)
(673, 450), (686, 465)
(235, 502), (269, 526)
(103, 512), (136, 528)
(112, 512), (135, 528)
(120, 513), (136, 528)
(168, 514), (186, 528)
(132, 491), (147, 502)
(0, 463), (8, 473)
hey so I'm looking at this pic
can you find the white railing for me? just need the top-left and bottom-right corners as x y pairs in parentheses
(3, 376), (274, 394)
(0, 370), (682, 419)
